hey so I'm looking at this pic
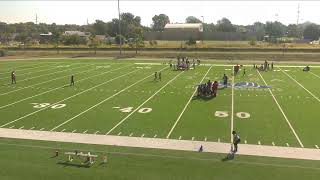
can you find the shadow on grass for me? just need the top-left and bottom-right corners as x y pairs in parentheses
(57, 161), (91, 168)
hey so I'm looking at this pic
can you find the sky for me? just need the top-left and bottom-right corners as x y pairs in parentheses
(0, 1), (320, 26)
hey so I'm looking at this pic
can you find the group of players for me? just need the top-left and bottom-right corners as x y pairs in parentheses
(169, 56), (200, 71)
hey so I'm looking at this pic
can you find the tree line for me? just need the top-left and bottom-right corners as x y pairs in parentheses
(1, 12), (320, 45)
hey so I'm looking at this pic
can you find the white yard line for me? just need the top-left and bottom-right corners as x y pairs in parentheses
(106, 70), (184, 135)
(50, 66), (168, 131)
(257, 70), (304, 148)
(166, 66), (213, 138)
(0, 64), (93, 95)
(231, 66), (235, 143)
(0, 65), (132, 109)
(310, 72), (320, 79)
(0, 69), (139, 128)
(2, 128), (320, 161)
(280, 68), (320, 103)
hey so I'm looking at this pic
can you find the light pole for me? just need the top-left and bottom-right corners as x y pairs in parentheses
(118, 0), (122, 55)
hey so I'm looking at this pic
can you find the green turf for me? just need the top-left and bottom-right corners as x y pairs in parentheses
(0, 58), (319, 149)
(0, 138), (320, 180)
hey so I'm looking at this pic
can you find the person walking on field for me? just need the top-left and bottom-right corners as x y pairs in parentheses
(70, 75), (75, 86)
(11, 71), (16, 84)
(232, 130), (241, 153)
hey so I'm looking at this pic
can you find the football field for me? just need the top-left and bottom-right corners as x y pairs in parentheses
(1, 58), (320, 149)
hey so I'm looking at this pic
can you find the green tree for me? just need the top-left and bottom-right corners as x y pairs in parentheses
(303, 24), (320, 40)
(185, 16), (202, 23)
(151, 14), (170, 32)
(216, 18), (236, 32)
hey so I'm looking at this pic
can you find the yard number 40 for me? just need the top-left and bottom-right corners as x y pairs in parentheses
(215, 111), (250, 119)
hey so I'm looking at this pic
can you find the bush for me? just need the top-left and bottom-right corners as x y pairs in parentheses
(186, 38), (196, 45)
(0, 49), (6, 57)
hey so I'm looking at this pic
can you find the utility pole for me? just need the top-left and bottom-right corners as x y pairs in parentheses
(118, 0), (122, 55)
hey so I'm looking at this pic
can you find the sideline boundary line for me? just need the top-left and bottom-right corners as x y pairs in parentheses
(257, 70), (304, 148)
(166, 66), (213, 138)
(107, 71), (184, 135)
(50, 66), (169, 131)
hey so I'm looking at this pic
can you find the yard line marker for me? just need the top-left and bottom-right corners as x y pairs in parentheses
(117, 132), (122, 136)
(0, 64), (93, 95)
(231, 66), (235, 143)
(141, 134), (145, 137)
(83, 130), (88, 134)
(272, 142), (275, 146)
(179, 136), (182, 140)
(61, 129), (66, 132)
(18, 126), (24, 129)
(129, 133), (133, 137)
(71, 129), (77, 133)
(310, 72), (320, 79)
(286, 143), (290, 147)
(1, 68), (139, 128)
(30, 127), (35, 130)
(0, 65), (132, 109)
(154, 134), (157, 138)
(51, 66), (168, 131)
(166, 66), (213, 138)
(204, 137), (207, 142)
(107, 70), (182, 135)
(191, 137), (194, 141)
(9, 125), (14, 129)
(257, 70), (304, 148)
(280, 68), (320, 103)
(39, 128), (45, 131)
(315, 145), (319, 149)
(94, 131), (99, 134)
(258, 141), (261, 145)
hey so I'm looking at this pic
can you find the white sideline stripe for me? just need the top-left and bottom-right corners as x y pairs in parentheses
(107, 70), (183, 135)
(0, 64), (132, 109)
(2, 128), (320, 161)
(19, 126), (24, 129)
(50, 66), (168, 131)
(166, 66), (213, 138)
(310, 72), (320, 79)
(0, 62), (60, 76)
(71, 130), (77, 133)
(280, 68), (320, 103)
(231, 66), (235, 143)
(0, 68), (139, 128)
(1, 63), (73, 84)
(257, 70), (304, 148)
(0, 64), (93, 95)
